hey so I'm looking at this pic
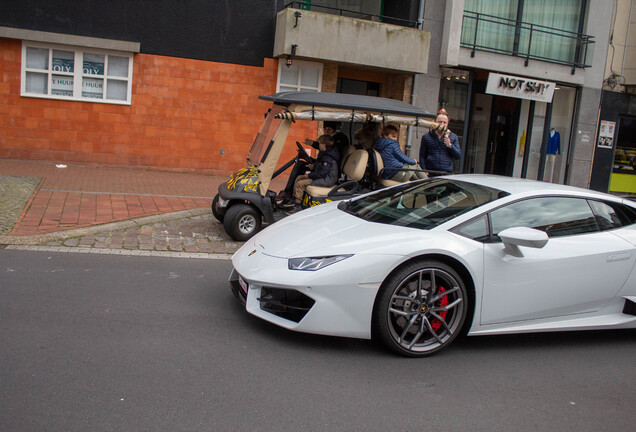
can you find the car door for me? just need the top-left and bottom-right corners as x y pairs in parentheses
(479, 196), (635, 325)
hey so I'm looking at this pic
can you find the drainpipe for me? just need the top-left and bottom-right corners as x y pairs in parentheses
(406, 0), (426, 157)
(417, 0), (426, 29)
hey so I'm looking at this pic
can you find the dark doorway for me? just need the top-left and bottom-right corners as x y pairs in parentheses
(484, 96), (520, 175)
(337, 78), (380, 96)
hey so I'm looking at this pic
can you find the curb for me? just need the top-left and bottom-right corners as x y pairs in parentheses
(0, 207), (211, 246)
(5, 244), (234, 260)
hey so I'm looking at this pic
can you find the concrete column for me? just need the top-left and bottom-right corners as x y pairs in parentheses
(408, 0), (447, 158)
(569, 87), (603, 188)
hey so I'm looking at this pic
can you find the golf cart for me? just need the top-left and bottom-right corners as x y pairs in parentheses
(213, 91), (445, 241)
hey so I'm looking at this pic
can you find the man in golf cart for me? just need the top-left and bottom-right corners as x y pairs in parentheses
(212, 91), (446, 241)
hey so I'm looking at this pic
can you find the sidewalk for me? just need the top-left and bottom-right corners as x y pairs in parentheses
(0, 159), (250, 258)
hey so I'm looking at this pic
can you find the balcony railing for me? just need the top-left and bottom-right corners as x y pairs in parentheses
(461, 11), (594, 73)
(284, 1), (418, 28)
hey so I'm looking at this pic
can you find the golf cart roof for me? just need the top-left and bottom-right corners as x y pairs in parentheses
(259, 91), (436, 119)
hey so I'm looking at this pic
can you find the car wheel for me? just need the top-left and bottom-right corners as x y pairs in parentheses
(374, 259), (467, 357)
(223, 204), (262, 242)
(211, 194), (225, 222)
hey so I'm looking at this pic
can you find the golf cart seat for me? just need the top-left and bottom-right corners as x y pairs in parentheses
(339, 145), (357, 170)
(306, 148), (369, 197)
(369, 150), (404, 188)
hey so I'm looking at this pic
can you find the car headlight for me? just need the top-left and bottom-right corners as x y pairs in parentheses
(288, 255), (353, 271)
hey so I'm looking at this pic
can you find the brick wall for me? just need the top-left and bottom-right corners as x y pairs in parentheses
(0, 38), (316, 175)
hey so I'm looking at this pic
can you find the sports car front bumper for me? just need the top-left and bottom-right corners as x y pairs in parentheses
(228, 247), (400, 339)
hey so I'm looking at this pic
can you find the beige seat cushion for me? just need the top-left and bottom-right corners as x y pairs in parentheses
(305, 149), (369, 198)
(371, 149), (412, 187)
(305, 184), (332, 197)
(340, 145), (356, 170)
(378, 178), (403, 187)
(342, 149), (368, 181)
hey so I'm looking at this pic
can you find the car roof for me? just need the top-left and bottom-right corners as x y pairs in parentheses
(446, 174), (621, 201)
(259, 91), (436, 118)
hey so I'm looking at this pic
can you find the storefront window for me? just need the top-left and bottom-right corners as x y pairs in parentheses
(547, 86), (576, 183)
(611, 116), (636, 193)
(513, 86), (576, 183)
(514, 100), (546, 180)
(461, 69), (576, 182)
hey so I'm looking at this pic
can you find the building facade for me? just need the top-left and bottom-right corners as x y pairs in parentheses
(412, 0), (611, 190)
(0, 0), (617, 191)
(591, 0), (636, 194)
(0, 0), (429, 174)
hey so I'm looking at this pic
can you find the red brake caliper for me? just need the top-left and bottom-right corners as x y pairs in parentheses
(430, 287), (449, 332)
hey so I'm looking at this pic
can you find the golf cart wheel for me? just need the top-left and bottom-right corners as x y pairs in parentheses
(373, 259), (467, 357)
(223, 204), (262, 242)
(211, 194), (224, 222)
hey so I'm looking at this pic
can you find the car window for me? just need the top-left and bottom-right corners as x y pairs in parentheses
(342, 179), (505, 230)
(490, 197), (599, 239)
(451, 214), (491, 242)
(589, 200), (636, 229)
(588, 200), (624, 230)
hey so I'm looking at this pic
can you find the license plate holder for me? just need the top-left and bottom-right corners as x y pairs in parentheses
(238, 275), (248, 295)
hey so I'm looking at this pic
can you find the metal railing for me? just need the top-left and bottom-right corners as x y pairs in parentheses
(461, 11), (594, 73)
(284, 1), (418, 28)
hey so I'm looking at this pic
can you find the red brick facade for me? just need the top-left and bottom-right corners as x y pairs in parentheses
(0, 38), (316, 175)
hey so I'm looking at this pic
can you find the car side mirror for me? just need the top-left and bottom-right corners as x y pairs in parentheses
(498, 227), (549, 258)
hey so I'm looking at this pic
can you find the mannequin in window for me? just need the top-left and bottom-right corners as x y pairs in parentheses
(545, 128), (561, 182)
(547, 128), (560, 155)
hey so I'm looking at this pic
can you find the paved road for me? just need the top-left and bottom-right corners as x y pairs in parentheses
(2, 250), (635, 431)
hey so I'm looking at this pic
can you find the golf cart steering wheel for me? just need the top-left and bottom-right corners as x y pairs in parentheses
(296, 141), (314, 163)
(296, 140), (306, 153)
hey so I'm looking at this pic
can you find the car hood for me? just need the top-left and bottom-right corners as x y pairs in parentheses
(248, 203), (428, 258)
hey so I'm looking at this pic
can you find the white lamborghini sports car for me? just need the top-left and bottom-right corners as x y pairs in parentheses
(229, 175), (636, 356)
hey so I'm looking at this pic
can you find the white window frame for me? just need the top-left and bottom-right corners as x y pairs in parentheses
(21, 41), (134, 105)
(276, 59), (323, 93)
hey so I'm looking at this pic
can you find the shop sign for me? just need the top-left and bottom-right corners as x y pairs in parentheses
(486, 73), (555, 103)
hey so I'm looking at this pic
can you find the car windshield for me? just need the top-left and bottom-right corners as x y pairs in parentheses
(341, 178), (506, 229)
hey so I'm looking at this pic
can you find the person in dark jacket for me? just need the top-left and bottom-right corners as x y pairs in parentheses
(374, 125), (427, 181)
(419, 109), (461, 176)
(278, 121), (350, 204)
(323, 121), (349, 158)
(292, 135), (340, 210)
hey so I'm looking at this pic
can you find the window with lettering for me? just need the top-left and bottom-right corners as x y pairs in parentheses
(22, 42), (133, 104)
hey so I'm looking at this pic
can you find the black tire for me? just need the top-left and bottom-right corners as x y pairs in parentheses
(211, 194), (224, 222)
(223, 204), (262, 242)
(373, 259), (468, 357)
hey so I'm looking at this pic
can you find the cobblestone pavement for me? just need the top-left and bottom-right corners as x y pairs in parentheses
(1, 209), (242, 258)
(46, 212), (239, 255)
(0, 175), (41, 234)
(0, 160), (294, 258)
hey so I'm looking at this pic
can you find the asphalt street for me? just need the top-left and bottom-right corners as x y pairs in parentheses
(2, 249), (635, 432)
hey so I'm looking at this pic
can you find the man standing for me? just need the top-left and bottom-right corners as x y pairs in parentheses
(419, 109), (461, 176)
(323, 121), (349, 158)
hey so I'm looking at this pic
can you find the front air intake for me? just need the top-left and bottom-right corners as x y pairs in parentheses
(258, 287), (315, 323)
(622, 298), (636, 316)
